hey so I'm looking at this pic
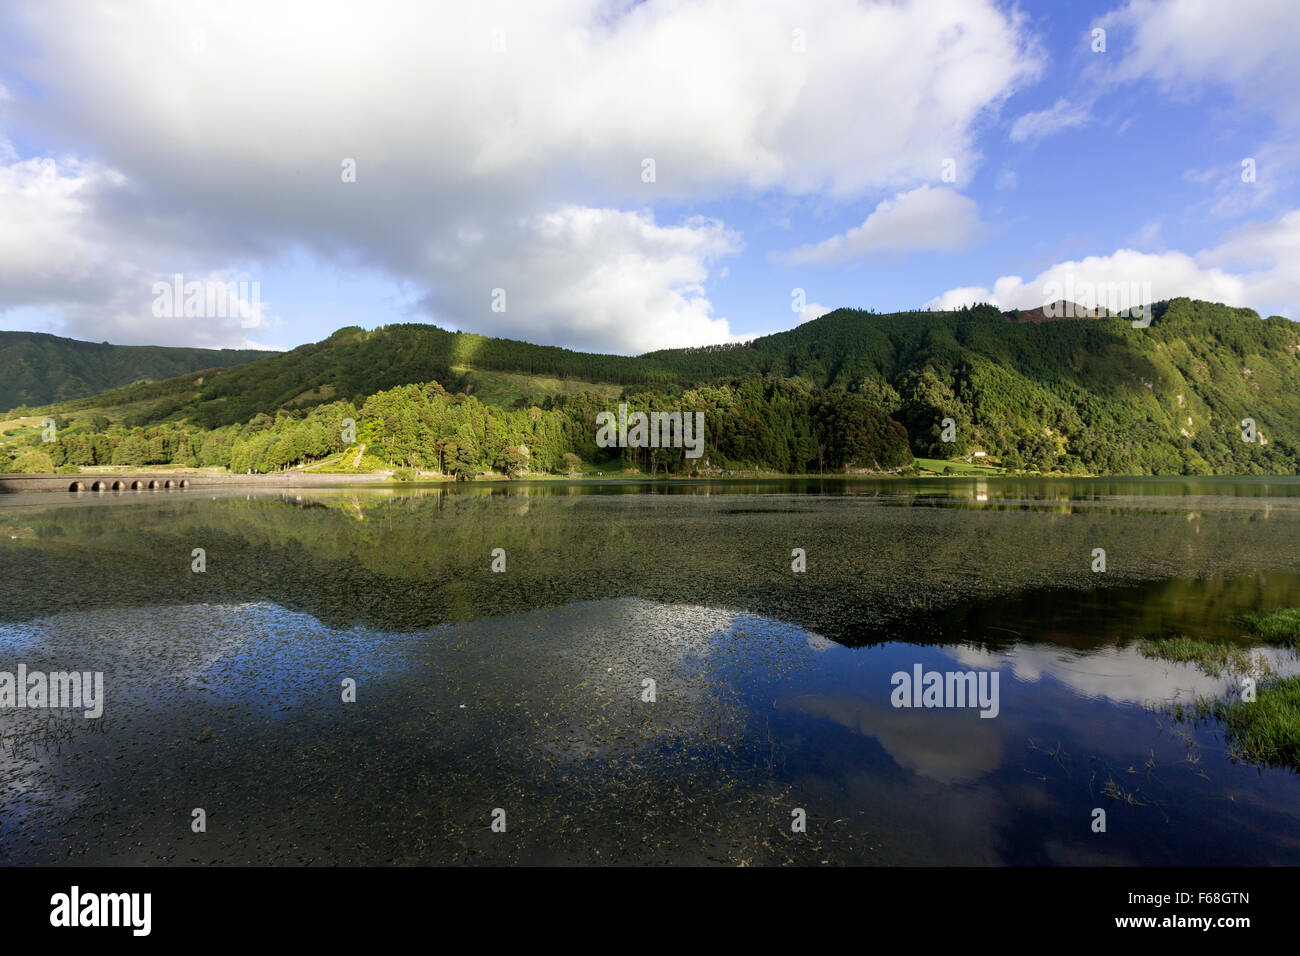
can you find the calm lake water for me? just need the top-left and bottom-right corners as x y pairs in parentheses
(1, 476), (1298, 865)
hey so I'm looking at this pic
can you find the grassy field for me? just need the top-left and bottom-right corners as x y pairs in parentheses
(451, 365), (622, 407)
(912, 456), (1006, 475)
(0, 415), (46, 456)
(0, 414), (43, 434)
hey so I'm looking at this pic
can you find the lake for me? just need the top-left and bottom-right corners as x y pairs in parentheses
(1, 476), (1298, 865)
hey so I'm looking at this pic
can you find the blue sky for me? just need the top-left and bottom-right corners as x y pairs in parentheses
(1, 0), (1296, 354)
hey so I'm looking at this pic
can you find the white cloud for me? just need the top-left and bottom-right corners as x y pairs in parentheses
(927, 285), (1000, 310)
(926, 208), (1300, 319)
(1098, 0), (1300, 126)
(1099, 0), (1300, 205)
(0, 0), (1040, 349)
(948, 643), (1262, 708)
(777, 186), (982, 265)
(1092, 2), (1300, 222)
(926, 251), (1243, 313)
(797, 302), (832, 324)
(419, 206), (743, 354)
(1177, 139), (1298, 221)
(1197, 209), (1300, 309)
(1201, 209), (1300, 266)
(1008, 98), (1090, 143)
(0, 154), (275, 347)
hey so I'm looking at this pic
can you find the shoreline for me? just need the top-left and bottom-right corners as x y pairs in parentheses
(0, 471), (393, 494)
(5, 467), (1298, 495)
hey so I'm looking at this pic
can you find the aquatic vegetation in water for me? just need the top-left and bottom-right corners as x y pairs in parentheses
(1209, 677), (1300, 770)
(1144, 614), (1300, 770)
(1238, 607), (1300, 648)
(1137, 636), (1270, 679)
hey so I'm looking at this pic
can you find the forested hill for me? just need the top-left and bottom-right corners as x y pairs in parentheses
(816, 297), (1300, 474)
(12, 324), (653, 429)
(8, 304), (1007, 428)
(657, 297), (1300, 473)
(11, 297), (1300, 476)
(0, 331), (266, 410)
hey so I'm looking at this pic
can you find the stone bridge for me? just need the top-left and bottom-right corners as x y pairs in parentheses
(0, 473), (201, 494)
(68, 476), (193, 492)
(0, 471), (391, 494)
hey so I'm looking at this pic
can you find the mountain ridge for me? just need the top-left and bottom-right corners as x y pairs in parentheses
(0, 330), (267, 411)
(4, 298), (1300, 477)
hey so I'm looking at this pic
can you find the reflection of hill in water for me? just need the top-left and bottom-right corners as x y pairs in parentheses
(3, 589), (1300, 865)
(0, 598), (828, 864)
(2, 484), (1300, 648)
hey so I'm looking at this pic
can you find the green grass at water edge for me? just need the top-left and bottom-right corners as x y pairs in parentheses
(1237, 607), (1300, 647)
(1211, 677), (1300, 769)
(1138, 636), (1266, 678)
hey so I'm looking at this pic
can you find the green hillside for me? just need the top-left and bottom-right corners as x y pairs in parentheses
(11, 324), (655, 430)
(0, 331), (266, 411)
(5, 298), (1300, 477)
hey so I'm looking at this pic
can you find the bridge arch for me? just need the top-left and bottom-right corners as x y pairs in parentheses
(60, 475), (194, 493)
